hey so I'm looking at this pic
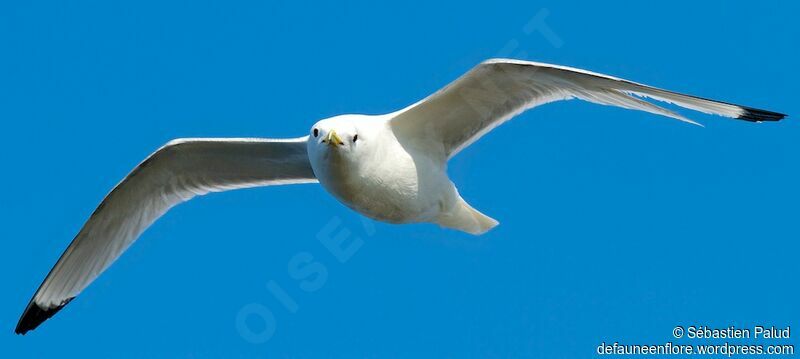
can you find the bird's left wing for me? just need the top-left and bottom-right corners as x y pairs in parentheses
(390, 58), (786, 159)
(16, 137), (316, 334)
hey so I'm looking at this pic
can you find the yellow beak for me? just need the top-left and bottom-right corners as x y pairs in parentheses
(326, 130), (344, 146)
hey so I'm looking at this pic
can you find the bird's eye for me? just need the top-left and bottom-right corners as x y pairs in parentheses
(352, 134), (358, 143)
(313, 128), (319, 137)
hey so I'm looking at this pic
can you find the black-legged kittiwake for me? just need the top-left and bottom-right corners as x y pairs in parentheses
(16, 59), (786, 334)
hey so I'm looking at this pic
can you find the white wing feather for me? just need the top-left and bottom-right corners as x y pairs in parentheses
(17, 137), (316, 334)
(391, 59), (785, 158)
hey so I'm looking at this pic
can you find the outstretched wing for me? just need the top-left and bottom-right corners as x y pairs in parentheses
(16, 137), (316, 334)
(391, 58), (786, 159)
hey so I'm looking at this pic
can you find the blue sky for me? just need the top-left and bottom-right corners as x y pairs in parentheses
(1, 0), (797, 357)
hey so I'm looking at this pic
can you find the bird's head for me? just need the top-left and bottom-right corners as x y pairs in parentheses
(308, 115), (361, 151)
(306, 114), (379, 175)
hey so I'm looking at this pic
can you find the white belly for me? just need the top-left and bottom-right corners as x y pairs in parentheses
(313, 144), (455, 224)
(305, 114), (498, 235)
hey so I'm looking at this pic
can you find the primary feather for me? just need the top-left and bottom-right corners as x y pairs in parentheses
(391, 59), (786, 158)
(16, 138), (316, 334)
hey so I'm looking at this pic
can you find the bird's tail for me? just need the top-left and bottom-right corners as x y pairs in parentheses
(437, 196), (498, 235)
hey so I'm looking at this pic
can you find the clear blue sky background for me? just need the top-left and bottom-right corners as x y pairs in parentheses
(1, 0), (797, 357)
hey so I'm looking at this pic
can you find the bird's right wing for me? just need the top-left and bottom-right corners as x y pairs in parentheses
(16, 137), (317, 334)
(391, 59), (786, 159)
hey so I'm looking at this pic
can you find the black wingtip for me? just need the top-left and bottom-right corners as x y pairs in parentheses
(738, 107), (788, 122)
(15, 297), (74, 335)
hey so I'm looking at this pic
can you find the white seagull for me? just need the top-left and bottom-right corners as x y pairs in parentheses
(16, 59), (786, 334)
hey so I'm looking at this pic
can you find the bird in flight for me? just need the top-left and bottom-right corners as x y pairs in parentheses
(16, 59), (786, 334)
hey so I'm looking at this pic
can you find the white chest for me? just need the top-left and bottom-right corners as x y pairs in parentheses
(311, 137), (453, 224)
